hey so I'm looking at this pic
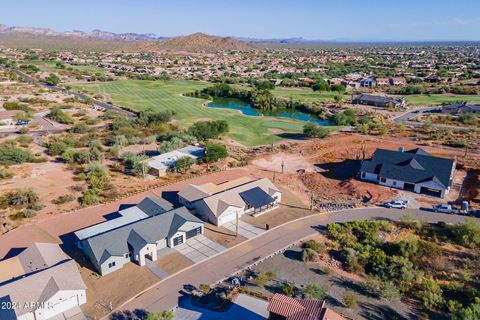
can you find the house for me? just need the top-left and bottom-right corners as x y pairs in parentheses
(76, 200), (204, 275)
(359, 76), (377, 88)
(268, 294), (346, 320)
(390, 77), (407, 86)
(353, 94), (406, 109)
(359, 147), (455, 198)
(376, 78), (390, 86)
(146, 145), (205, 177)
(179, 177), (281, 226)
(0, 243), (87, 320)
(441, 102), (480, 115)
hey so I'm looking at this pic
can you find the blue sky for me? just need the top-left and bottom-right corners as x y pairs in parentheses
(1, 0), (479, 41)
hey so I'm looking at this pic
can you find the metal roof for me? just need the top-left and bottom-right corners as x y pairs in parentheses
(147, 145), (204, 170)
(239, 187), (275, 208)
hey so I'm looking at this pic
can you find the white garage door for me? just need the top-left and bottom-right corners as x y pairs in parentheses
(43, 295), (78, 319)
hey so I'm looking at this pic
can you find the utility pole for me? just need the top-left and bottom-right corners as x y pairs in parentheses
(273, 170), (276, 183)
(235, 211), (239, 237)
(281, 160), (284, 174)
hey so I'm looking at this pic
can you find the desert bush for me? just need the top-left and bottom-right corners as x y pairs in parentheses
(53, 194), (76, 205)
(301, 248), (319, 262)
(342, 291), (358, 309)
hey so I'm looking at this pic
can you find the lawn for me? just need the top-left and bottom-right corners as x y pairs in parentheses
(69, 80), (340, 146)
(272, 86), (343, 103)
(26, 60), (106, 75)
(403, 94), (480, 106)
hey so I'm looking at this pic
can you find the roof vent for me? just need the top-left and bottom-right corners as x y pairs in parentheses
(398, 146), (405, 152)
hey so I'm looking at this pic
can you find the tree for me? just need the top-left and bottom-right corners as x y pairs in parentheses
(146, 311), (174, 320)
(48, 107), (74, 124)
(206, 142), (228, 163)
(303, 123), (330, 138)
(303, 284), (329, 300)
(44, 73), (60, 86)
(451, 218), (480, 248)
(175, 156), (196, 173)
(187, 120), (229, 140)
(312, 80), (330, 92)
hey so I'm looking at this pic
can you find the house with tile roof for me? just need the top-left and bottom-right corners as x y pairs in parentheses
(179, 177), (281, 226)
(75, 200), (204, 275)
(359, 147), (455, 198)
(0, 243), (86, 320)
(268, 294), (346, 320)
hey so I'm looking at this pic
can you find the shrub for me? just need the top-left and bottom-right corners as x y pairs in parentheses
(187, 120), (229, 140)
(303, 284), (329, 300)
(199, 284), (210, 295)
(48, 107), (74, 124)
(255, 273), (268, 287)
(16, 135), (33, 147)
(303, 240), (326, 254)
(53, 194), (75, 205)
(451, 218), (480, 248)
(206, 142), (228, 163)
(3, 188), (39, 208)
(12, 209), (37, 220)
(303, 123), (330, 138)
(0, 141), (34, 165)
(0, 167), (12, 179)
(342, 291), (358, 309)
(282, 283), (295, 297)
(416, 278), (445, 311)
(301, 248), (319, 262)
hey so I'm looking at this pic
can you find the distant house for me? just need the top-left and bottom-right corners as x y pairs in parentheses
(146, 145), (205, 177)
(359, 147), (455, 198)
(0, 243), (87, 320)
(441, 102), (480, 115)
(268, 294), (346, 320)
(376, 78), (390, 86)
(359, 76), (377, 88)
(390, 77), (407, 86)
(353, 94), (406, 109)
(75, 198), (204, 275)
(178, 177), (281, 226)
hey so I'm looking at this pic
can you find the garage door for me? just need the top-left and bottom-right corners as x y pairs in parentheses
(173, 235), (183, 246)
(420, 187), (442, 197)
(43, 295), (78, 319)
(186, 227), (202, 239)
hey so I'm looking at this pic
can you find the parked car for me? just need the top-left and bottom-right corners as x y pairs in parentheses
(384, 200), (408, 209)
(432, 204), (458, 214)
(16, 121), (29, 125)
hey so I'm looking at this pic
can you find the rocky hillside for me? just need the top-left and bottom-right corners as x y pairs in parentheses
(149, 32), (254, 52)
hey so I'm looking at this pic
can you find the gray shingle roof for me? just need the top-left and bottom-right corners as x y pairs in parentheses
(360, 148), (454, 188)
(354, 94), (403, 105)
(82, 207), (202, 264)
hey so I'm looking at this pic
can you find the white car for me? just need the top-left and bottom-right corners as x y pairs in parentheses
(384, 200), (408, 209)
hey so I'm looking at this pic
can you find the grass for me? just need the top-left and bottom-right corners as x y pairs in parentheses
(272, 86), (343, 103)
(26, 60), (106, 75)
(69, 80), (340, 146)
(403, 94), (480, 106)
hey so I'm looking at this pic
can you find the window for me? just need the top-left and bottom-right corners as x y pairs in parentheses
(380, 178), (386, 183)
(108, 261), (116, 268)
(361, 172), (366, 178)
(393, 181), (397, 186)
(125, 252), (132, 258)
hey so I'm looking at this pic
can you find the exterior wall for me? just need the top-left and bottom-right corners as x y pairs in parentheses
(217, 205), (245, 226)
(167, 221), (204, 246)
(192, 200), (219, 225)
(137, 243), (157, 266)
(32, 289), (86, 320)
(155, 238), (167, 250)
(178, 196), (195, 209)
(378, 177), (405, 189)
(414, 180), (446, 198)
(99, 254), (129, 276)
(360, 171), (378, 183)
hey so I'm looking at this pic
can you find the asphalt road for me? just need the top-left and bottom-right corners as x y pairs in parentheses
(392, 107), (480, 131)
(110, 208), (468, 317)
(10, 68), (136, 118)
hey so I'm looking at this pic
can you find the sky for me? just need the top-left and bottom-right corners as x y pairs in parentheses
(1, 0), (480, 41)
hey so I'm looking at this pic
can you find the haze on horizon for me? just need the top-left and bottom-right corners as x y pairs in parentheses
(1, 0), (480, 41)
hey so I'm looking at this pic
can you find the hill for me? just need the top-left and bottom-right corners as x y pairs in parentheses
(149, 32), (255, 52)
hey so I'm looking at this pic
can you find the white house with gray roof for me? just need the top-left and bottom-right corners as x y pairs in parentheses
(179, 178), (281, 226)
(0, 243), (86, 320)
(146, 145), (205, 177)
(75, 199), (204, 276)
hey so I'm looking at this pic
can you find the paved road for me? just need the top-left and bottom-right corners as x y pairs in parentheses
(9, 68), (136, 118)
(111, 208), (468, 318)
(392, 107), (480, 131)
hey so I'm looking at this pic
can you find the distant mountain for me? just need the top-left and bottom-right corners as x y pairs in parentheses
(237, 37), (314, 44)
(149, 32), (254, 52)
(0, 24), (167, 41)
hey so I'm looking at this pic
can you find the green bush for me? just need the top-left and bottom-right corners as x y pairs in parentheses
(303, 284), (329, 300)
(303, 123), (330, 138)
(0, 141), (34, 165)
(301, 248), (319, 262)
(206, 142), (228, 163)
(53, 194), (76, 205)
(3, 188), (39, 208)
(48, 107), (74, 124)
(342, 291), (358, 309)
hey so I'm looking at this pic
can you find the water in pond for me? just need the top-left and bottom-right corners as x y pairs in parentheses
(208, 97), (332, 126)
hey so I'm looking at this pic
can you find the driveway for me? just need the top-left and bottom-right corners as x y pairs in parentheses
(116, 208), (470, 316)
(175, 235), (226, 263)
(174, 294), (268, 320)
(222, 219), (265, 239)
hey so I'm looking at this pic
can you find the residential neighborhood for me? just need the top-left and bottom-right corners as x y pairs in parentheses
(0, 2), (480, 320)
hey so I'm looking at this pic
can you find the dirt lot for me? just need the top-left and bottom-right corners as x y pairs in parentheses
(204, 224), (248, 248)
(155, 251), (193, 274)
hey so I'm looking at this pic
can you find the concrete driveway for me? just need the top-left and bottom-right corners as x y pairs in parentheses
(175, 235), (226, 263)
(223, 219), (265, 239)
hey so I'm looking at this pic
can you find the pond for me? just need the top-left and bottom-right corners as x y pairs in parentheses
(208, 97), (332, 126)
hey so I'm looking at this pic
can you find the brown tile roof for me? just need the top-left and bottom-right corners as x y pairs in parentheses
(268, 294), (346, 320)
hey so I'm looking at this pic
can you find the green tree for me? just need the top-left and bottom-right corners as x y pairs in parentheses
(451, 218), (480, 248)
(206, 142), (228, 163)
(303, 123), (330, 138)
(175, 156), (196, 173)
(44, 73), (61, 86)
(146, 311), (174, 320)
